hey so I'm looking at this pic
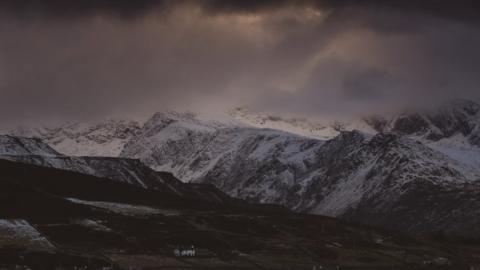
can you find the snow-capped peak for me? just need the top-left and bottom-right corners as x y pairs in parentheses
(227, 107), (376, 140)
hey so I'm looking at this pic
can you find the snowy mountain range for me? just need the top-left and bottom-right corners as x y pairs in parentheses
(5, 99), (480, 236)
(11, 119), (142, 156)
(0, 134), (235, 205)
(118, 107), (480, 236)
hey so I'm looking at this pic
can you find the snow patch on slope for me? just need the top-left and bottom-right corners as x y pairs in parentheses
(0, 135), (60, 156)
(427, 136), (480, 170)
(66, 198), (164, 217)
(316, 162), (376, 216)
(0, 219), (55, 251)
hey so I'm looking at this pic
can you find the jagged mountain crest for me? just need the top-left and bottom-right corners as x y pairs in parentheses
(10, 118), (142, 156)
(375, 99), (480, 142)
(228, 106), (377, 140)
(11, 99), (480, 160)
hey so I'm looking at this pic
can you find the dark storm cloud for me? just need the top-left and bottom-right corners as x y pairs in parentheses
(1, 1), (479, 22)
(235, 0), (480, 24)
(0, 0), (479, 126)
(0, 0), (170, 20)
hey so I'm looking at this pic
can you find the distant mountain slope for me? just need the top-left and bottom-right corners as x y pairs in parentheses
(11, 119), (141, 156)
(386, 100), (480, 143)
(0, 157), (475, 269)
(0, 135), (233, 204)
(9, 100), (480, 160)
(369, 99), (480, 171)
(120, 112), (325, 193)
(0, 135), (60, 156)
(230, 100), (480, 151)
(298, 131), (480, 236)
(120, 111), (480, 237)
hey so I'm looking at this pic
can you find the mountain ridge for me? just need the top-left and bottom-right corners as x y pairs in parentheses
(11, 118), (142, 156)
(5, 100), (480, 237)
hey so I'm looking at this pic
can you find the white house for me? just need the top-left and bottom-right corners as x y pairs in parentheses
(174, 245), (196, 257)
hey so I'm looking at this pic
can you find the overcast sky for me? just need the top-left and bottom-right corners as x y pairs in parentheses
(0, 0), (479, 126)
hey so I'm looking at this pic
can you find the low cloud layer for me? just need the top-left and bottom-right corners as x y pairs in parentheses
(0, 1), (479, 126)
